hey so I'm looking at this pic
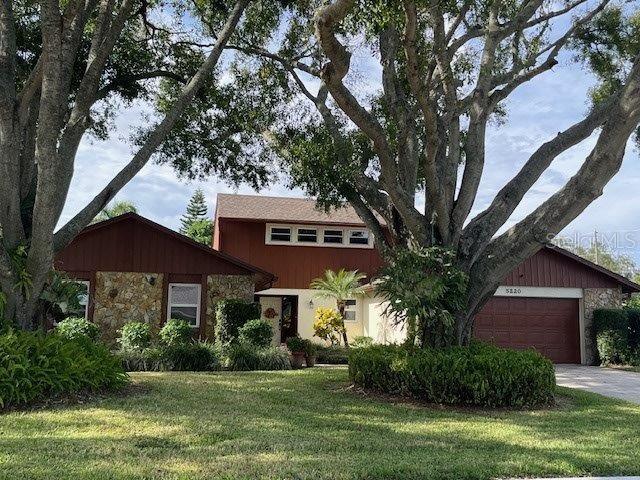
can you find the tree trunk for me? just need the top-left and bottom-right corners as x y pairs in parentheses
(337, 301), (349, 348)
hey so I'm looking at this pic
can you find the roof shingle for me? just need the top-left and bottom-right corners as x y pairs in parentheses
(214, 193), (368, 226)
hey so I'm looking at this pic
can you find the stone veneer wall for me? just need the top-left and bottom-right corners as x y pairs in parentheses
(204, 274), (255, 340)
(93, 272), (164, 345)
(583, 287), (625, 365)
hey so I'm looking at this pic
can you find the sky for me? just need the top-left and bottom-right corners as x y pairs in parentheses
(60, 32), (640, 262)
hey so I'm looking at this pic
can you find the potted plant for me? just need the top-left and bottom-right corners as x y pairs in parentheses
(303, 340), (318, 367)
(286, 336), (306, 369)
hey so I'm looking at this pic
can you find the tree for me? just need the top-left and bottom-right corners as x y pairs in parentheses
(558, 236), (638, 279)
(232, 0), (640, 346)
(184, 218), (214, 246)
(0, 0), (268, 328)
(92, 200), (138, 224)
(180, 189), (209, 233)
(310, 269), (366, 347)
(180, 189), (213, 245)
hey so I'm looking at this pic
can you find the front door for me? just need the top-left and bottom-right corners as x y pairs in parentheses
(280, 296), (299, 343)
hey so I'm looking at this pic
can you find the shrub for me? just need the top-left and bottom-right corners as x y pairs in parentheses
(348, 343), (556, 408)
(593, 309), (629, 364)
(226, 342), (291, 371)
(313, 307), (344, 345)
(626, 308), (640, 353)
(351, 336), (373, 348)
(0, 331), (128, 409)
(118, 321), (151, 351)
(285, 335), (306, 353)
(316, 345), (349, 364)
(375, 247), (468, 347)
(116, 347), (164, 372)
(215, 299), (261, 345)
(55, 317), (100, 342)
(597, 331), (629, 365)
(117, 342), (220, 372)
(239, 319), (273, 348)
(302, 339), (318, 357)
(160, 342), (221, 371)
(159, 319), (193, 346)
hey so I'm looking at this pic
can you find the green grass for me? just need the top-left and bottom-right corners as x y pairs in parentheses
(1, 368), (640, 479)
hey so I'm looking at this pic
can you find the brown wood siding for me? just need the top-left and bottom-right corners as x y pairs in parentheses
(217, 219), (628, 291)
(503, 248), (620, 289)
(55, 216), (251, 276)
(217, 219), (385, 289)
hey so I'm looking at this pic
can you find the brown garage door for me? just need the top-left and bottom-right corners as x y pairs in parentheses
(474, 297), (581, 364)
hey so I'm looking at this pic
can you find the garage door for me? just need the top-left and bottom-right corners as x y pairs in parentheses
(474, 297), (581, 364)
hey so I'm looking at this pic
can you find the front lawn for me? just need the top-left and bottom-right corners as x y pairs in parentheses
(1, 368), (640, 479)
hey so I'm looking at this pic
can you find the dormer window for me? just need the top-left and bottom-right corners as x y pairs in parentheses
(323, 229), (343, 244)
(265, 223), (373, 248)
(297, 228), (318, 243)
(270, 226), (291, 242)
(348, 229), (370, 245)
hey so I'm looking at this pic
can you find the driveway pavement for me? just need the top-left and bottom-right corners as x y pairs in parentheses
(555, 364), (640, 403)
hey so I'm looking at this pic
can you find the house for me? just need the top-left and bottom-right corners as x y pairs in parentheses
(54, 213), (274, 344)
(214, 193), (640, 364)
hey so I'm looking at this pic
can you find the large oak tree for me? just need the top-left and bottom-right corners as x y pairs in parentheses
(0, 0), (284, 328)
(232, 0), (640, 345)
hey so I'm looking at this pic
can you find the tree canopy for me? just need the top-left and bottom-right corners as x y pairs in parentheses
(0, 0), (288, 327)
(92, 200), (138, 224)
(213, 0), (640, 345)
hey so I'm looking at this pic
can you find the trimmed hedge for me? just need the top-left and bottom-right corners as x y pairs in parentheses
(348, 343), (555, 408)
(226, 342), (291, 371)
(592, 308), (640, 365)
(117, 342), (221, 372)
(316, 345), (349, 364)
(239, 319), (273, 348)
(0, 331), (128, 409)
(215, 299), (261, 345)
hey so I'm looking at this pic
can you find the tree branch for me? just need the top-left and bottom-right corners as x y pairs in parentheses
(460, 93), (618, 264)
(53, 0), (251, 252)
(468, 56), (640, 322)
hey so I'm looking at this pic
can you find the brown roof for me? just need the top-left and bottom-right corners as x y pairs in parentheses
(214, 193), (369, 226)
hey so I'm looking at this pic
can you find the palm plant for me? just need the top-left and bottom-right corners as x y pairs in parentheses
(310, 269), (366, 347)
(92, 201), (138, 224)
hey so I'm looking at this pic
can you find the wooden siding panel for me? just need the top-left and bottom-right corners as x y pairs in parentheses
(218, 218), (623, 290)
(501, 248), (620, 289)
(217, 219), (385, 289)
(55, 217), (252, 277)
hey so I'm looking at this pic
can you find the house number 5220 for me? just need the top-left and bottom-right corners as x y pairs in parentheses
(504, 287), (522, 294)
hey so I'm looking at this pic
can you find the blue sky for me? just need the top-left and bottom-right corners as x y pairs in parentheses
(60, 46), (640, 261)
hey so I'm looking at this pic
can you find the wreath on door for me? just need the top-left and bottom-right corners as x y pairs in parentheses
(263, 307), (278, 319)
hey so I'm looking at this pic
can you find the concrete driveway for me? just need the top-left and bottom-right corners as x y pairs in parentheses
(555, 365), (640, 403)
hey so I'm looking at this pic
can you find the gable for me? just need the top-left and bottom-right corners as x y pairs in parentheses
(55, 215), (264, 277)
(503, 247), (637, 292)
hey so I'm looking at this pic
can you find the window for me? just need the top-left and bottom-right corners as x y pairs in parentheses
(265, 223), (373, 248)
(323, 229), (343, 244)
(270, 226), (291, 242)
(343, 299), (357, 322)
(64, 280), (89, 322)
(168, 283), (201, 327)
(297, 228), (318, 243)
(349, 229), (370, 245)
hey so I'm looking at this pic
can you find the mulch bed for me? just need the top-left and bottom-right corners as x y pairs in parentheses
(331, 381), (571, 414)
